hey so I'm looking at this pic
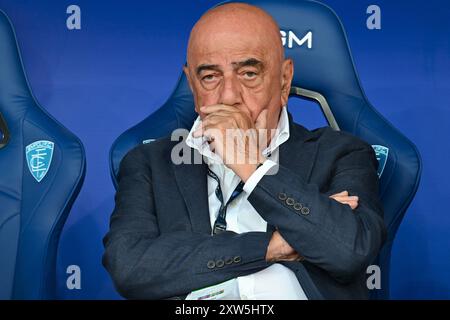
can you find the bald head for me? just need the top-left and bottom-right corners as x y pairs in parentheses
(187, 3), (284, 67)
(183, 2), (293, 132)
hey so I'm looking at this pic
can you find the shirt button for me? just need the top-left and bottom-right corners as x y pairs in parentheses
(241, 294), (249, 300)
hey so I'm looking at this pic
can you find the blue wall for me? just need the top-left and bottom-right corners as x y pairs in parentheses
(0, 0), (448, 299)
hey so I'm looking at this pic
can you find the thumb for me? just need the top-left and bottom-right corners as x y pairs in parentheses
(331, 190), (348, 197)
(255, 109), (268, 130)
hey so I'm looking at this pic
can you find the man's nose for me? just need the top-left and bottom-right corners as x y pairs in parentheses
(219, 74), (242, 107)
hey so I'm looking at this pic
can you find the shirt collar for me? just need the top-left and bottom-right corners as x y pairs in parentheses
(186, 106), (290, 164)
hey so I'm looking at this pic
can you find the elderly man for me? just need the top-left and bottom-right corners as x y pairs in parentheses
(103, 3), (386, 300)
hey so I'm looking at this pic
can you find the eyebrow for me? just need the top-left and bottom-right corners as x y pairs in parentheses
(196, 64), (221, 76)
(195, 58), (264, 76)
(232, 58), (264, 70)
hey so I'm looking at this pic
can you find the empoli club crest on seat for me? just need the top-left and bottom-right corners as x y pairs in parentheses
(372, 145), (389, 178)
(26, 140), (55, 182)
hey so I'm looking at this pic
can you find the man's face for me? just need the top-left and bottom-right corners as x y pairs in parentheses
(184, 9), (293, 131)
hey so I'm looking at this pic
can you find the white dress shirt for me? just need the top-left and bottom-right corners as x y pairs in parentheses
(185, 106), (308, 300)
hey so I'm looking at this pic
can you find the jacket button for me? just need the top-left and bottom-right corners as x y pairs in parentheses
(278, 192), (287, 201)
(233, 256), (241, 263)
(293, 202), (303, 211)
(216, 259), (225, 268)
(286, 197), (295, 206)
(225, 258), (233, 265)
(207, 260), (216, 269)
(301, 207), (310, 215)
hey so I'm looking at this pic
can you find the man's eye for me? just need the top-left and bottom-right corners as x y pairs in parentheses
(202, 74), (217, 82)
(242, 71), (257, 79)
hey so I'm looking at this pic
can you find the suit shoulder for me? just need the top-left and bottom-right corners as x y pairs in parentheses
(120, 134), (178, 167)
(310, 126), (373, 152)
(304, 126), (379, 173)
(128, 135), (178, 156)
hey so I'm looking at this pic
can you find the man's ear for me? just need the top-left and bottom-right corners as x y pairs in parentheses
(280, 59), (294, 106)
(183, 65), (194, 93)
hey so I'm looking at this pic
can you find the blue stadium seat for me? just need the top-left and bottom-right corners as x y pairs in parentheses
(0, 10), (86, 299)
(109, 0), (421, 299)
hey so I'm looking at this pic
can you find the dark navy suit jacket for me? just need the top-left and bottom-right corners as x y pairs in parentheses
(103, 115), (386, 300)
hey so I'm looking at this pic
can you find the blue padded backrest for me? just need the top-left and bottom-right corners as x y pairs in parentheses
(110, 0), (421, 299)
(0, 10), (86, 299)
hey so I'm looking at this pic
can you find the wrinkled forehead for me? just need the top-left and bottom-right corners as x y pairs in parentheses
(189, 29), (273, 65)
(187, 6), (283, 67)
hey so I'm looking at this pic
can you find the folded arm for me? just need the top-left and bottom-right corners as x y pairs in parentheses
(102, 147), (272, 299)
(247, 143), (387, 283)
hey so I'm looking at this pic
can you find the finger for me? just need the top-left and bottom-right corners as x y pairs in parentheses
(203, 110), (234, 120)
(329, 195), (359, 209)
(192, 126), (202, 138)
(334, 198), (359, 205)
(192, 122), (205, 138)
(279, 254), (302, 262)
(202, 127), (225, 142)
(201, 105), (252, 125)
(192, 115), (230, 138)
(255, 109), (268, 130)
(192, 123), (222, 139)
(329, 195), (344, 200)
(201, 116), (229, 128)
(330, 190), (348, 198)
(330, 195), (359, 202)
(201, 123), (229, 136)
(295, 256), (305, 262)
(203, 114), (242, 132)
(200, 104), (235, 114)
(340, 201), (358, 210)
(349, 201), (358, 210)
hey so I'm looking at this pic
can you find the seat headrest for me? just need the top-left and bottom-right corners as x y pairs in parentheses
(0, 9), (86, 299)
(0, 11), (33, 122)
(243, 0), (364, 99)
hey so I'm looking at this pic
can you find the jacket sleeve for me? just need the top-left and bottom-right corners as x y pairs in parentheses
(247, 141), (387, 284)
(102, 146), (272, 300)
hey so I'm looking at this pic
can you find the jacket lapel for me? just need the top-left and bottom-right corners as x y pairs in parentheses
(278, 113), (318, 183)
(172, 144), (212, 235)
